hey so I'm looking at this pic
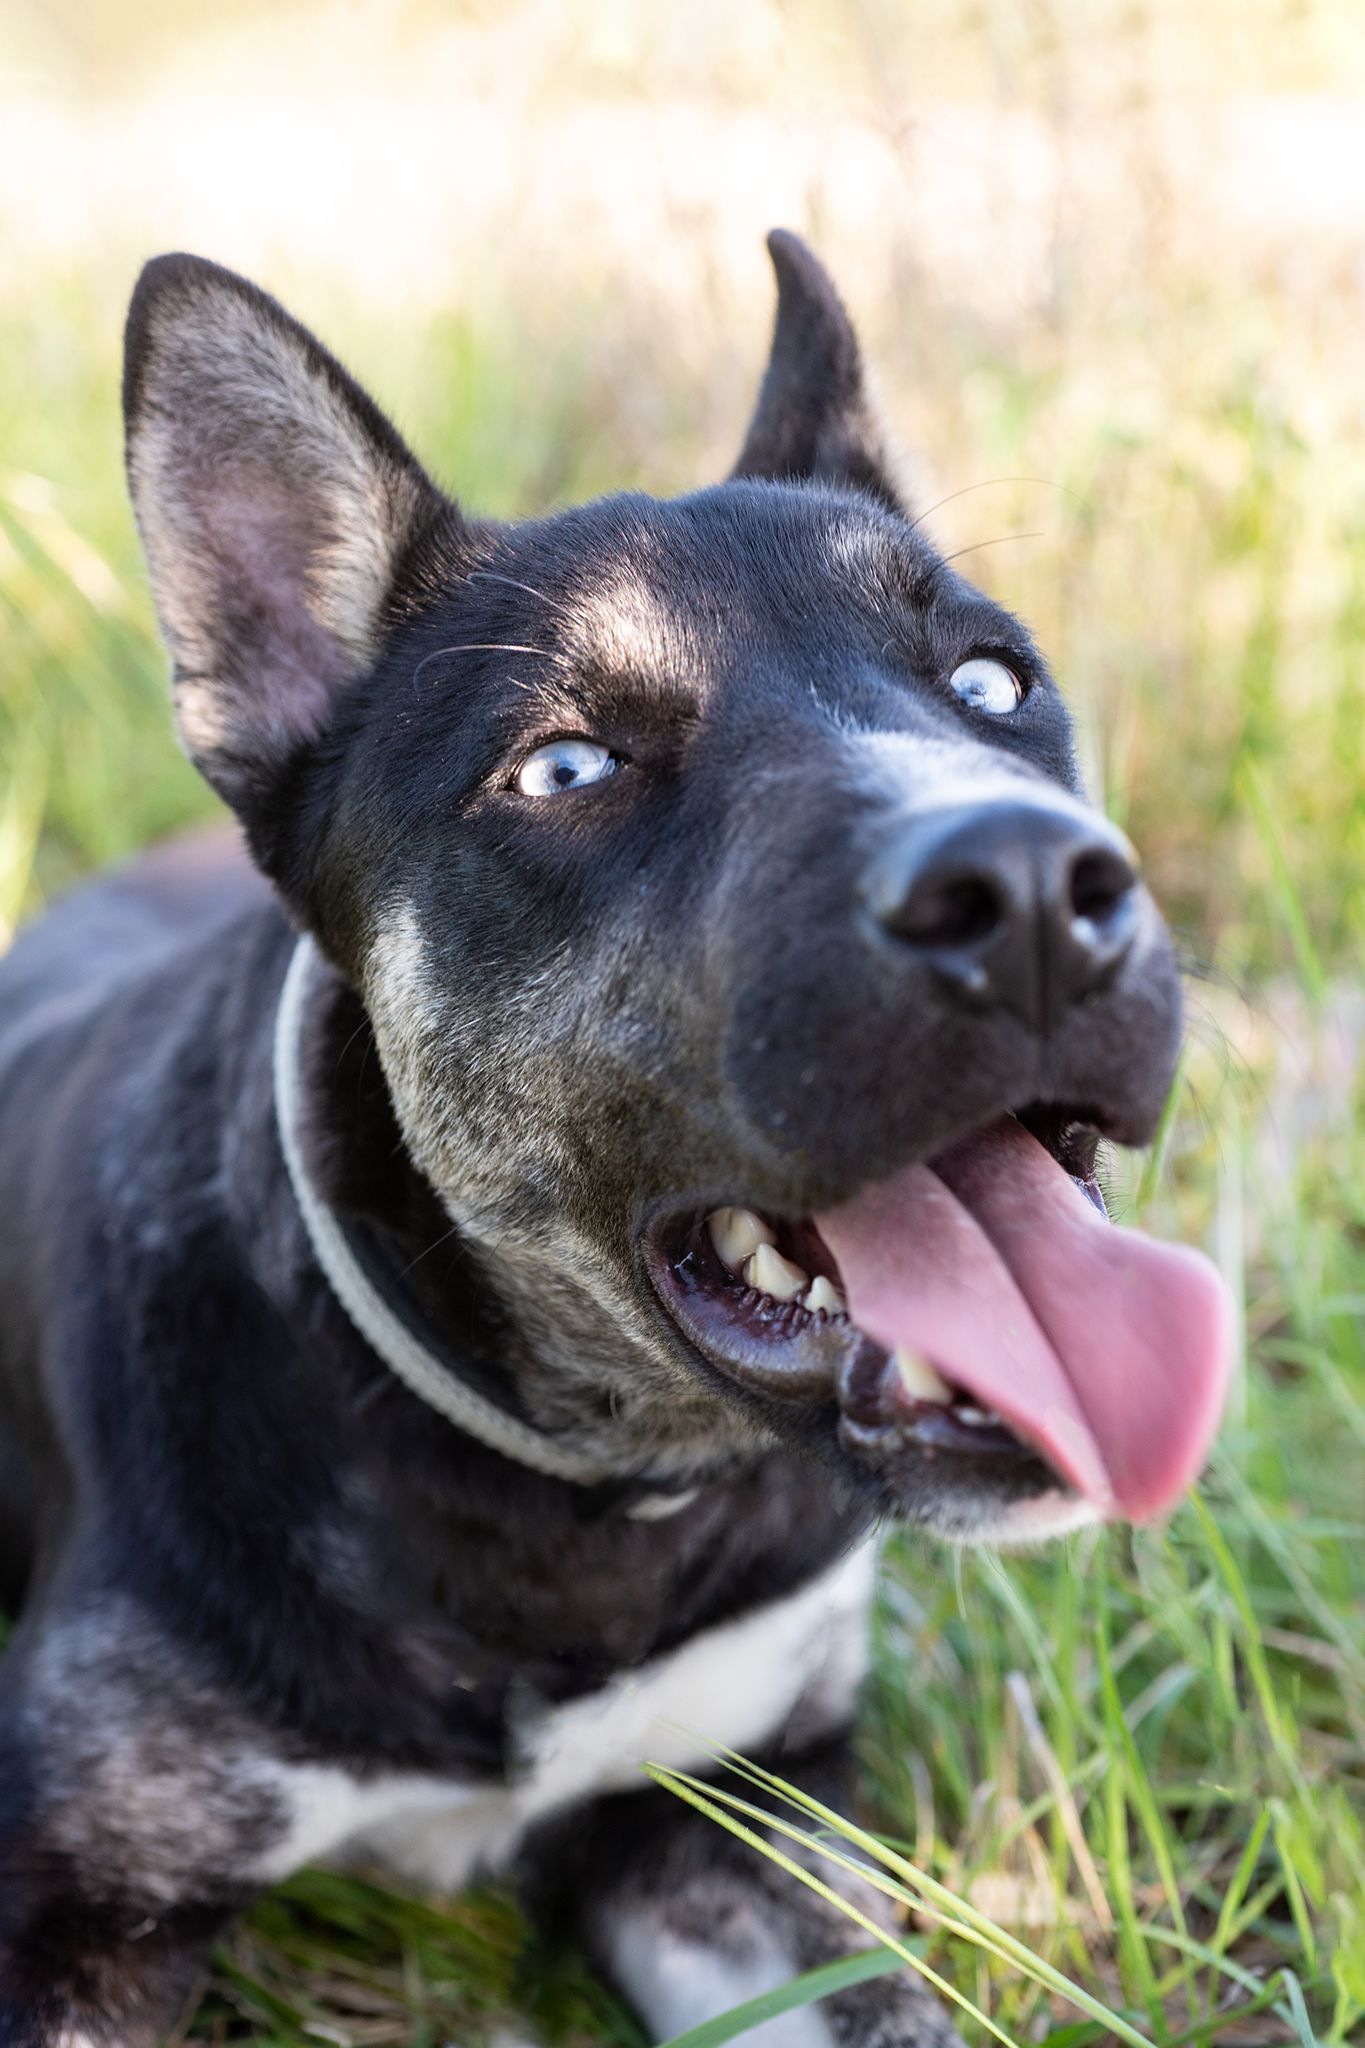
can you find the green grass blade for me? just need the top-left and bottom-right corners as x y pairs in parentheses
(652, 1947), (904, 2048)
(646, 1766), (1023, 2048)
(649, 1757), (1158, 2048)
(1237, 759), (1327, 1006)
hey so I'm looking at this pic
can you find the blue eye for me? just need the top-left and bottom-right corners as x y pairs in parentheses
(949, 657), (1024, 714)
(515, 737), (618, 796)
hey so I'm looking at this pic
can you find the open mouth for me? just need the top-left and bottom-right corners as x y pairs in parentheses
(645, 1112), (1233, 1524)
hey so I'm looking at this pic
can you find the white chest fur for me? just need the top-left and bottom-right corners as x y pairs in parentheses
(251, 1541), (876, 1893)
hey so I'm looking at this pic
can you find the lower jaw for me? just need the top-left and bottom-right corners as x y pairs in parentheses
(643, 1208), (1065, 1506)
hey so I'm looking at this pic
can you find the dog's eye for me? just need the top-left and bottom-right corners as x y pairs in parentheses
(948, 657), (1023, 715)
(515, 737), (618, 796)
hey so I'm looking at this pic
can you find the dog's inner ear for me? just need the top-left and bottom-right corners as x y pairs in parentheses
(123, 254), (454, 836)
(732, 230), (908, 516)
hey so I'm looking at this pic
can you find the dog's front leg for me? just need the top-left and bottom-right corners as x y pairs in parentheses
(0, 1600), (283, 2048)
(522, 1738), (962, 2048)
(0, 1877), (243, 2048)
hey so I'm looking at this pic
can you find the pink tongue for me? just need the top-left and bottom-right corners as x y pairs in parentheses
(816, 1118), (1234, 1520)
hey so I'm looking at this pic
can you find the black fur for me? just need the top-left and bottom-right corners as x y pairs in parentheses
(0, 234), (1184, 2045)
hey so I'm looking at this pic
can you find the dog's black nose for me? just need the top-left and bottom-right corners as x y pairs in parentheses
(864, 797), (1141, 1030)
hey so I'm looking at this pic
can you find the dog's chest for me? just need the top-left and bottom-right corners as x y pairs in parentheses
(254, 1541), (875, 1891)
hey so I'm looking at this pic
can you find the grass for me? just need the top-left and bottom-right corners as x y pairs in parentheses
(3, 2), (1365, 2042)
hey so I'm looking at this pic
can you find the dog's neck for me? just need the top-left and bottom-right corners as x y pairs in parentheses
(274, 936), (710, 1515)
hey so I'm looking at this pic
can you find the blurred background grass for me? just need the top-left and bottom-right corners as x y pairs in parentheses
(2, 2), (1363, 2043)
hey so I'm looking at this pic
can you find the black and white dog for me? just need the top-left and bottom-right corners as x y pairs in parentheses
(0, 233), (1232, 2047)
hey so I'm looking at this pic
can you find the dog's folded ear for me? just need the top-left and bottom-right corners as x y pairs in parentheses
(124, 254), (457, 851)
(732, 230), (908, 515)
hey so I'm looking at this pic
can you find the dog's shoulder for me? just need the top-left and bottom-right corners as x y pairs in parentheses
(0, 831), (292, 1597)
(0, 824), (265, 1050)
(0, 826), (286, 1316)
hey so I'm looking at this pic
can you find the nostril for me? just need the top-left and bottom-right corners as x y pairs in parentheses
(897, 873), (1005, 949)
(1069, 847), (1135, 927)
(865, 803), (1141, 1021)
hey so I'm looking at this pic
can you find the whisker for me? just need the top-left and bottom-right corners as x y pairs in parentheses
(411, 642), (567, 687)
(398, 1219), (464, 1280)
(911, 476), (1092, 533)
(469, 569), (574, 617)
(939, 531), (1043, 566)
(333, 1018), (373, 1073)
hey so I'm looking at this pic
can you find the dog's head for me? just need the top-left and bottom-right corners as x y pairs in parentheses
(123, 234), (1231, 1543)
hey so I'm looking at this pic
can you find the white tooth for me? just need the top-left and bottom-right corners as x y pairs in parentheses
(744, 1243), (809, 1301)
(708, 1206), (776, 1272)
(804, 1276), (846, 1317)
(956, 1404), (1000, 1427)
(894, 1348), (953, 1405)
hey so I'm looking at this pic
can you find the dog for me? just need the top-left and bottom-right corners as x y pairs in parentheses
(0, 231), (1232, 2047)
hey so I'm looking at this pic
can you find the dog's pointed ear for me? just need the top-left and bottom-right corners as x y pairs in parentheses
(731, 230), (908, 513)
(124, 253), (456, 847)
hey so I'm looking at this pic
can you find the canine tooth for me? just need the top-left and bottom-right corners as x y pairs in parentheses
(894, 1348), (953, 1405)
(804, 1276), (846, 1316)
(708, 1206), (776, 1271)
(744, 1244), (809, 1301)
